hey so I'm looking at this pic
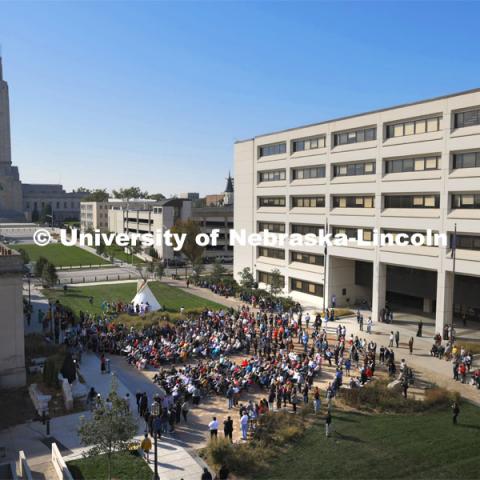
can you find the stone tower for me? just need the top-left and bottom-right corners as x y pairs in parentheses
(224, 172), (234, 206)
(0, 56), (24, 220)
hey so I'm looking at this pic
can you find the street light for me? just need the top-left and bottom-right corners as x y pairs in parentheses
(151, 400), (161, 480)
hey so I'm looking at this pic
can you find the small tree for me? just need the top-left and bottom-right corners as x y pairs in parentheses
(78, 376), (137, 480)
(17, 248), (30, 265)
(148, 246), (159, 259)
(269, 268), (284, 298)
(34, 256), (49, 277)
(210, 258), (226, 284)
(191, 259), (204, 284)
(238, 267), (255, 291)
(155, 262), (165, 281)
(170, 220), (205, 266)
(41, 262), (58, 287)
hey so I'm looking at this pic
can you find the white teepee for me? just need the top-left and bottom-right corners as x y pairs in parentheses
(131, 281), (162, 312)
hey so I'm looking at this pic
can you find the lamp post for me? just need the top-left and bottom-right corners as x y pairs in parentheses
(151, 400), (160, 480)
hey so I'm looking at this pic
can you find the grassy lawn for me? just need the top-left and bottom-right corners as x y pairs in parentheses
(261, 403), (480, 480)
(105, 245), (145, 265)
(16, 243), (109, 267)
(43, 281), (226, 317)
(68, 451), (151, 480)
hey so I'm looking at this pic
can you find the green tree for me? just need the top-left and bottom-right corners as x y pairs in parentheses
(191, 258), (204, 284)
(210, 258), (226, 284)
(84, 189), (109, 202)
(16, 248), (30, 265)
(238, 267), (255, 291)
(269, 268), (284, 298)
(112, 187), (148, 200)
(39, 204), (53, 224)
(78, 376), (137, 480)
(170, 219), (205, 266)
(148, 246), (159, 259)
(34, 256), (49, 277)
(148, 193), (166, 202)
(31, 206), (40, 223)
(155, 262), (165, 281)
(41, 262), (58, 287)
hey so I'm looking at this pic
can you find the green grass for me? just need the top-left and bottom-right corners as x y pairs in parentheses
(16, 243), (109, 267)
(43, 281), (226, 317)
(260, 403), (480, 480)
(67, 451), (152, 480)
(105, 245), (145, 265)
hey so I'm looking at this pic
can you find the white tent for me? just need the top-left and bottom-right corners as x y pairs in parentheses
(131, 281), (162, 312)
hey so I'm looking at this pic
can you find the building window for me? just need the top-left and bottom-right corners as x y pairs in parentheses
(290, 251), (324, 266)
(384, 194), (440, 209)
(291, 165), (326, 180)
(333, 161), (376, 177)
(386, 116), (441, 138)
(451, 193), (480, 209)
(258, 270), (285, 286)
(452, 151), (480, 169)
(454, 108), (480, 129)
(385, 155), (439, 173)
(332, 195), (375, 208)
(258, 196), (286, 207)
(258, 222), (286, 233)
(259, 142), (287, 157)
(291, 224), (323, 235)
(291, 196), (325, 208)
(292, 136), (326, 152)
(290, 278), (323, 297)
(258, 247), (285, 260)
(452, 234), (480, 251)
(258, 169), (286, 182)
(333, 127), (376, 146)
(331, 227), (373, 241)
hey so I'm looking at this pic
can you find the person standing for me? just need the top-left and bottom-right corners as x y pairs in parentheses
(240, 412), (249, 440)
(141, 433), (152, 463)
(223, 416), (233, 442)
(417, 320), (423, 337)
(452, 401), (460, 425)
(201, 467), (213, 480)
(395, 331), (400, 348)
(313, 387), (321, 414)
(181, 400), (190, 423)
(208, 417), (219, 439)
(325, 411), (332, 437)
(408, 337), (414, 354)
(389, 331), (394, 347)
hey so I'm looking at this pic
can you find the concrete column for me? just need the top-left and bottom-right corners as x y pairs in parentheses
(435, 270), (454, 334)
(371, 261), (386, 321)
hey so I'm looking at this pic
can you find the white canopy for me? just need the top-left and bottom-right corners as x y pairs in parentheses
(131, 281), (162, 312)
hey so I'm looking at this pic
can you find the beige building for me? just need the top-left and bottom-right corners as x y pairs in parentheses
(234, 88), (480, 333)
(0, 244), (26, 388)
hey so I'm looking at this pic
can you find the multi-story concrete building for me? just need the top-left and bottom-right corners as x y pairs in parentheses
(234, 88), (480, 332)
(0, 244), (25, 388)
(23, 184), (87, 222)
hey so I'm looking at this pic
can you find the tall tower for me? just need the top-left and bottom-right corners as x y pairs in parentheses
(224, 172), (234, 206)
(0, 56), (24, 220)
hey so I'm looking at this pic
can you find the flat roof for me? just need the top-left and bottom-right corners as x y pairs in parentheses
(235, 87), (480, 144)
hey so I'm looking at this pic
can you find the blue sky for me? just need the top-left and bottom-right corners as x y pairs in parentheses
(1, 1), (479, 196)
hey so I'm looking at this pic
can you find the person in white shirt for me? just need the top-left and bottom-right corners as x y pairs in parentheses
(240, 413), (249, 440)
(208, 417), (219, 439)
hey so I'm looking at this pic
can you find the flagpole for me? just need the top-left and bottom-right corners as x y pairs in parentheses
(323, 220), (328, 315)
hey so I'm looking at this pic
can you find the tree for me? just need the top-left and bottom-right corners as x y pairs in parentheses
(41, 262), (58, 287)
(17, 248), (30, 265)
(84, 189), (109, 202)
(238, 267), (255, 291)
(34, 256), (49, 277)
(147, 246), (159, 259)
(74, 187), (92, 193)
(96, 242), (106, 257)
(148, 193), (166, 202)
(191, 258), (204, 284)
(170, 219), (205, 266)
(269, 268), (284, 298)
(210, 258), (226, 284)
(39, 204), (53, 224)
(155, 262), (165, 281)
(112, 187), (148, 200)
(61, 352), (77, 383)
(78, 376), (137, 480)
(31, 206), (40, 223)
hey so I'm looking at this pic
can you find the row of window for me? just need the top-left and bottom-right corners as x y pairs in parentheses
(331, 227), (373, 241)
(257, 151), (480, 180)
(385, 156), (439, 174)
(386, 116), (441, 138)
(26, 201), (79, 210)
(290, 278), (324, 297)
(257, 271), (285, 286)
(258, 107), (480, 159)
(257, 248), (324, 266)
(258, 193), (480, 210)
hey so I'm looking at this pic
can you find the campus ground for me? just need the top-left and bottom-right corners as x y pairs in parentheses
(43, 281), (227, 315)
(15, 243), (110, 267)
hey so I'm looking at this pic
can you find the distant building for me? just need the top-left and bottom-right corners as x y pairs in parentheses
(23, 184), (88, 223)
(204, 194), (224, 207)
(0, 244), (25, 388)
(179, 192), (200, 201)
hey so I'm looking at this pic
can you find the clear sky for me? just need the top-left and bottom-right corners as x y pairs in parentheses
(1, 1), (479, 196)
